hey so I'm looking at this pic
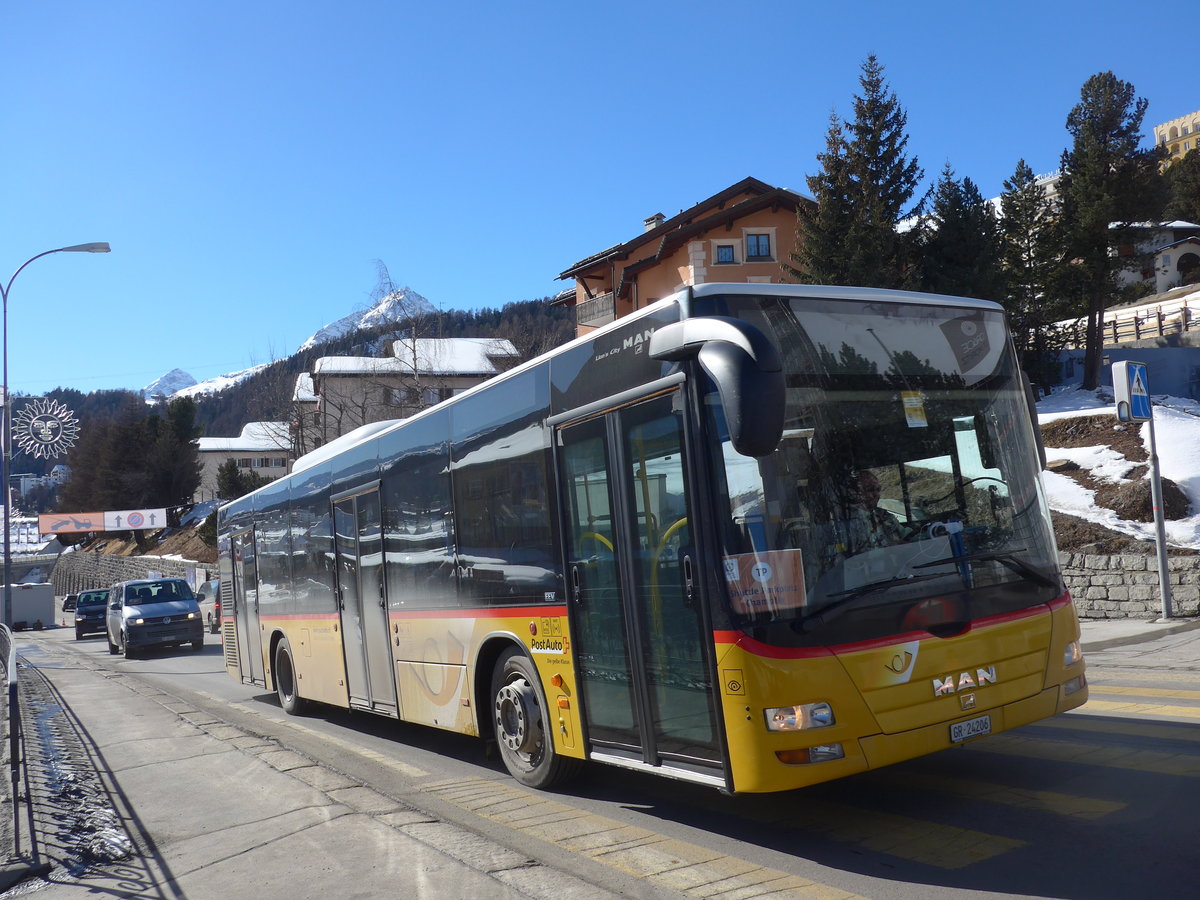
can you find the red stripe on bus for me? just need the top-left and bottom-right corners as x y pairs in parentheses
(713, 593), (1069, 659)
(258, 606), (567, 623)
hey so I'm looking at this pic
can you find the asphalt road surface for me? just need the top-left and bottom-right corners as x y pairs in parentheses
(14, 621), (1200, 899)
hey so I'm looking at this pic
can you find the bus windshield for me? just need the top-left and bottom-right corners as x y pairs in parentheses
(708, 292), (1059, 644)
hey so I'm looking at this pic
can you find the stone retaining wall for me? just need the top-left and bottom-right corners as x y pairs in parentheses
(50, 551), (214, 597)
(1060, 552), (1200, 619)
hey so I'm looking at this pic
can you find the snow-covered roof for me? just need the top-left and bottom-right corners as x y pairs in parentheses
(198, 421), (290, 453)
(388, 338), (518, 375)
(314, 338), (519, 378)
(293, 372), (317, 403)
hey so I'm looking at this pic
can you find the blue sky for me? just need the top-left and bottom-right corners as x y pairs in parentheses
(1, 1), (1189, 398)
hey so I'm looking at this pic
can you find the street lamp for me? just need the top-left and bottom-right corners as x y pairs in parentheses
(1, 243), (111, 627)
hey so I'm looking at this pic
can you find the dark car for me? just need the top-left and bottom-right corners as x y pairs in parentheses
(74, 589), (109, 639)
(63, 594), (78, 612)
(106, 578), (204, 658)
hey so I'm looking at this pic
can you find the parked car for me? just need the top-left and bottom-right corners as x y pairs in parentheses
(63, 593), (78, 612)
(74, 589), (109, 639)
(196, 579), (221, 634)
(106, 578), (204, 658)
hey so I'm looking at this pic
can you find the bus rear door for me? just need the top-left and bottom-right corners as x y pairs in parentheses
(230, 528), (266, 686)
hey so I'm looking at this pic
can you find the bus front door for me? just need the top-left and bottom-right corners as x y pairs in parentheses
(231, 529), (265, 686)
(559, 392), (722, 782)
(332, 487), (398, 716)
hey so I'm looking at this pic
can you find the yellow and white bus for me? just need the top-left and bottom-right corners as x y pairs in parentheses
(218, 283), (1087, 793)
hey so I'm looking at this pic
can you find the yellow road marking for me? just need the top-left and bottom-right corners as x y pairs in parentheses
(1082, 699), (1200, 721)
(1049, 713), (1200, 744)
(425, 777), (867, 897)
(1088, 684), (1200, 701)
(972, 733), (1200, 777)
(882, 772), (1124, 819)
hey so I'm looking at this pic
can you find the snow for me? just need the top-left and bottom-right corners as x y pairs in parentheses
(1038, 387), (1200, 549)
(197, 421), (289, 452)
(171, 362), (272, 399)
(299, 287), (436, 351)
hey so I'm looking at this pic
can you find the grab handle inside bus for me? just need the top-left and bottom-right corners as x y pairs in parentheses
(649, 316), (785, 458)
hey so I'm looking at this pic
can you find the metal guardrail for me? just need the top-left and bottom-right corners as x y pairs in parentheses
(0, 622), (19, 854)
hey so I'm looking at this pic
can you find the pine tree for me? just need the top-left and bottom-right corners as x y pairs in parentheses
(787, 56), (922, 288)
(1165, 150), (1200, 230)
(998, 160), (1071, 390)
(918, 163), (1003, 301)
(1057, 72), (1167, 389)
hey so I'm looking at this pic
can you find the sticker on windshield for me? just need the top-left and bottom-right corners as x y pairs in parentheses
(901, 391), (928, 428)
(724, 549), (806, 615)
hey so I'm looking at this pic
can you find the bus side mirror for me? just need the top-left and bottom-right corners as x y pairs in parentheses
(650, 316), (785, 458)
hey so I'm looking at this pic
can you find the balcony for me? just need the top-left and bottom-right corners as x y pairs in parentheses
(575, 291), (615, 328)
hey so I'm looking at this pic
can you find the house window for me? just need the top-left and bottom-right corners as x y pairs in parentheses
(746, 233), (772, 260)
(237, 458), (251, 468)
(716, 244), (735, 264)
(270, 458), (286, 468)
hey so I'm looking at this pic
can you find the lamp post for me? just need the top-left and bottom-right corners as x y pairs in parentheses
(2, 243), (110, 627)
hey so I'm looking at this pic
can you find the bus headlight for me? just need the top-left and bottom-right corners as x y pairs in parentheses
(1064, 640), (1083, 667)
(1064, 674), (1087, 696)
(765, 701), (835, 732)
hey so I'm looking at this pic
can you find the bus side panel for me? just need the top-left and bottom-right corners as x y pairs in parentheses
(391, 608), (585, 758)
(263, 614), (351, 709)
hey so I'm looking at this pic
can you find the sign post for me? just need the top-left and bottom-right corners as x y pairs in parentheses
(1113, 361), (1173, 620)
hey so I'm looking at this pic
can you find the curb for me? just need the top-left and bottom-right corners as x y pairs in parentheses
(0, 861), (50, 892)
(1080, 616), (1200, 652)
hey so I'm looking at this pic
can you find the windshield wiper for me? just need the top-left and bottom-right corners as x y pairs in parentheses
(913, 549), (1057, 588)
(792, 573), (955, 634)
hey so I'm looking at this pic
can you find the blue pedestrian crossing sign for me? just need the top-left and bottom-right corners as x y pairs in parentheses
(1113, 360), (1153, 422)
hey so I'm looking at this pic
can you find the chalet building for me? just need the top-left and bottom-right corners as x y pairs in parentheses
(299, 337), (520, 449)
(555, 177), (813, 334)
(195, 421), (291, 502)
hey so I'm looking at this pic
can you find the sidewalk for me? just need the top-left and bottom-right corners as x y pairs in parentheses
(0, 638), (616, 899)
(1078, 614), (1200, 652)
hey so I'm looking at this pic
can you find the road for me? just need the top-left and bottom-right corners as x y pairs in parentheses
(15, 622), (1200, 899)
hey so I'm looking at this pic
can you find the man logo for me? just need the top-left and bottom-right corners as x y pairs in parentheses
(933, 666), (997, 697)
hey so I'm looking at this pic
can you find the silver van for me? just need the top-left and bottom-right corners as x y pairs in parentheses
(106, 578), (204, 658)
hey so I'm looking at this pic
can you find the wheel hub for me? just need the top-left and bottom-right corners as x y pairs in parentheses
(495, 678), (539, 754)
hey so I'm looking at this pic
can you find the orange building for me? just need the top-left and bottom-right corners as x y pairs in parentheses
(555, 177), (812, 334)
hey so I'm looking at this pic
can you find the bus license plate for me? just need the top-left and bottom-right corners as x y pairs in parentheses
(950, 714), (991, 743)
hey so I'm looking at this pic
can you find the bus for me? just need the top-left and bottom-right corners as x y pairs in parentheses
(218, 282), (1088, 793)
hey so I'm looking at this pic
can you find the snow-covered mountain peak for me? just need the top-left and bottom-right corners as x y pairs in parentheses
(143, 368), (197, 399)
(300, 287), (436, 351)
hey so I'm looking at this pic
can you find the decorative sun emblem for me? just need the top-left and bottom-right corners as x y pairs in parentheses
(12, 398), (80, 460)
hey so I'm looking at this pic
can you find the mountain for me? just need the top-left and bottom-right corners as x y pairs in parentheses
(299, 287), (436, 351)
(143, 368), (197, 399)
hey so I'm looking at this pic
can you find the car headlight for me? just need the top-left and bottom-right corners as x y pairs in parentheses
(187, 612), (197, 620)
(765, 701), (835, 732)
(133, 617), (145, 625)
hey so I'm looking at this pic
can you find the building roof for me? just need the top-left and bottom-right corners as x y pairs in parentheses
(556, 176), (812, 285)
(314, 337), (519, 378)
(197, 421), (290, 453)
(293, 372), (317, 403)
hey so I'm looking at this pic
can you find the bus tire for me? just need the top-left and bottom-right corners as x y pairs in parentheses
(275, 638), (306, 715)
(490, 647), (580, 789)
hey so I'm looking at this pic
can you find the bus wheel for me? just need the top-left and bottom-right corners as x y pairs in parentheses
(491, 648), (580, 789)
(275, 638), (306, 715)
